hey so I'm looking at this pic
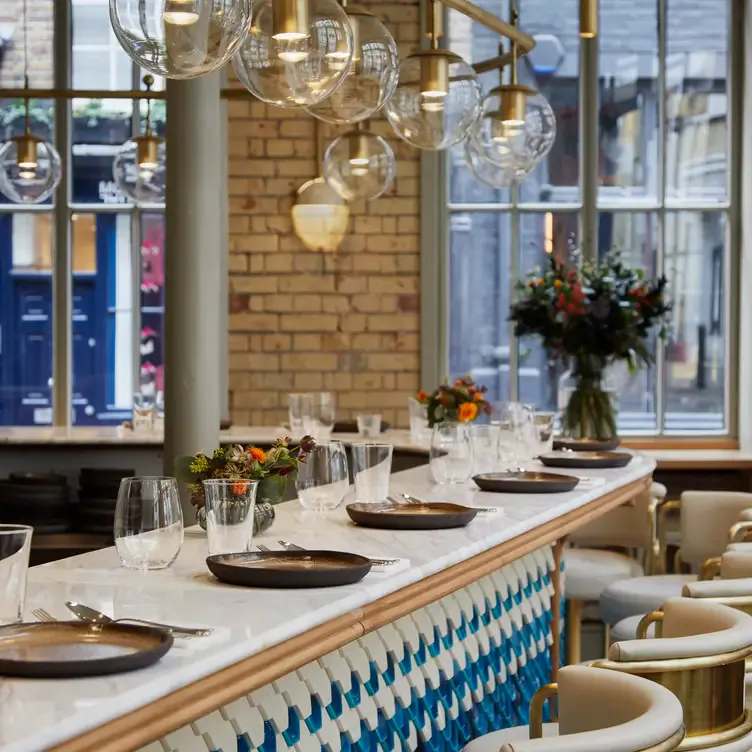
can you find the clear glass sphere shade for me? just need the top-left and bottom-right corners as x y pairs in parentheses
(324, 131), (395, 201)
(305, 13), (398, 124)
(385, 53), (481, 151)
(113, 138), (167, 204)
(233, 0), (353, 108)
(470, 88), (556, 168)
(110, 0), (252, 79)
(0, 139), (61, 204)
(463, 137), (528, 189)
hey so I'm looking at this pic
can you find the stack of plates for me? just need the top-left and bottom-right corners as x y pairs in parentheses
(76, 467), (134, 536)
(0, 473), (71, 533)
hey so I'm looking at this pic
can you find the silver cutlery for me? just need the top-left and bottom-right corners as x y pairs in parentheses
(31, 608), (56, 622)
(64, 601), (212, 637)
(257, 544), (273, 553)
(277, 540), (401, 567)
(395, 493), (499, 514)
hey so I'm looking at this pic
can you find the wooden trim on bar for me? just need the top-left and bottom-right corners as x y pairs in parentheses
(624, 437), (739, 451)
(49, 474), (651, 752)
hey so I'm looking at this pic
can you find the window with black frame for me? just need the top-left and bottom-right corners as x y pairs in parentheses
(446, 0), (732, 436)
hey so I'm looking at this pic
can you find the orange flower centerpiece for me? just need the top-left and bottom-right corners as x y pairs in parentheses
(184, 437), (315, 532)
(417, 376), (492, 427)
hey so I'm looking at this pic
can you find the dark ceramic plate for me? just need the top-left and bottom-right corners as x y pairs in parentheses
(0, 621), (173, 678)
(473, 471), (580, 494)
(553, 437), (621, 452)
(206, 550), (372, 588)
(540, 451), (632, 470)
(346, 502), (478, 530)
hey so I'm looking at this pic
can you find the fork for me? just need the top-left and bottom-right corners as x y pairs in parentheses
(277, 540), (401, 567)
(32, 608), (56, 622)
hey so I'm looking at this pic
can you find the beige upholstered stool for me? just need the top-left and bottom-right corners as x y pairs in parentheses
(612, 550), (752, 642)
(594, 598), (752, 750)
(600, 492), (752, 629)
(461, 665), (684, 752)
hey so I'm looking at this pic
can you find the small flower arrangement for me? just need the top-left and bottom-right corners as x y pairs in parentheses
(508, 251), (671, 437)
(417, 376), (492, 428)
(185, 436), (315, 510)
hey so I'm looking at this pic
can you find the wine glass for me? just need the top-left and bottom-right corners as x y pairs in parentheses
(114, 477), (183, 570)
(429, 423), (473, 484)
(310, 392), (336, 439)
(295, 440), (349, 514)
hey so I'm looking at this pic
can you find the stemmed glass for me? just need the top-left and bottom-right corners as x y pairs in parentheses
(429, 423), (474, 484)
(114, 477), (183, 570)
(295, 440), (349, 514)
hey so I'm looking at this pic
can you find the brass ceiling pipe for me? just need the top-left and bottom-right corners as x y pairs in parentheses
(436, 0), (534, 53)
(580, 0), (598, 38)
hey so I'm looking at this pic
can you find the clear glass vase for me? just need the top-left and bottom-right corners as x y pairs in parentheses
(557, 359), (619, 439)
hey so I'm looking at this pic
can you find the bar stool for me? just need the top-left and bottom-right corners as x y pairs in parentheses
(594, 598), (752, 750)
(600, 492), (752, 631)
(612, 550), (752, 642)
(460, 664), (684, 751)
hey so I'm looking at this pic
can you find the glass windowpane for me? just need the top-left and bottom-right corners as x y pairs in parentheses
(140, 213), (164, 401)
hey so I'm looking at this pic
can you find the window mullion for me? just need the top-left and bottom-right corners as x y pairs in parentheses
(655, 0), (668, 435)
(52, 0), (72, 427)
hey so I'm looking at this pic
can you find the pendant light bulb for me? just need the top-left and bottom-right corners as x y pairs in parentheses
(272, 0), (309, 39)
(162, 0), (200, 25)
(324, 128), (395, 200)
(16, 135), (38, 170)
(419, 54), (449, 104)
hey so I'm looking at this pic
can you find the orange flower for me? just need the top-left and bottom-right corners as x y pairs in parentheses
(417, 390), (428, 402)
(249, 447), (266, 463)
(554, 279), (562, 289)
(458, 402), (478, 422)
(231, 480), (248, 495)
(455, 380), (463, 387)
(474, 392), (484, 402)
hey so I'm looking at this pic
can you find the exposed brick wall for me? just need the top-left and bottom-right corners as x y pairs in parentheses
(0, 0), (54, 88)
(227, 3), (422, 428)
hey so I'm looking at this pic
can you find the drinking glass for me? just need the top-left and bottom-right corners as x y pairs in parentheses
(469, 424), (501, 474)
(356, 413), (382, 438)
(132, 392), (155, 433)
(351, 443), (393, 501)
(408, 397), (430, 444)
(0, 525), (32, 625)
(429, 423), (473, 484)
(496, 402), (537, 468)
(310, 392), (336, 439)
(114, 477), (184, 570)
(203, 479), (259, 556)
(533, 412), (556, 456)
(288, 393), (313, 436)
(296, 440), (349, 514)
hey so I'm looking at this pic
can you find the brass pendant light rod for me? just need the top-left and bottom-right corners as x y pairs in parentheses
(436, 0), (534, 52)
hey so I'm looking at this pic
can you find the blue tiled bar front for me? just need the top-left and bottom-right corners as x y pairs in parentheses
(144, 550), (559, 752)
(4, 460), (653, 752)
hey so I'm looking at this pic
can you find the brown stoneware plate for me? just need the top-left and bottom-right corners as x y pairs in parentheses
(206, 550), (372, 588)
(0, 621), (173, 678)
(540, 451), (632, 470)
(473, 471), (580, 494)
(552, 436), (621, 452)
(346, 502), (478, 530)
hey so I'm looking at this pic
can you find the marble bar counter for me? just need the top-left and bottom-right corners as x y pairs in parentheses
(1, 457), (654, 752)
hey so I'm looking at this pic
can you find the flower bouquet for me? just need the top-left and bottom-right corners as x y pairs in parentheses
(509, 252), (671, 439)
(183, 436), (315, 533)
(417, 376), (493, 428)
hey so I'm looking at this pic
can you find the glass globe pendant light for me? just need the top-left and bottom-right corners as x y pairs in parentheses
(306, 2), (398, 124)
(113, 76), (166, 204)
(324, 122), (395, 200)
(385, 0), (481, 151)
(109, 0), (252, 79)
(233, 0), (353, 108)
(470, 14), (556, 171)
(463, 133), (533, 189)
(0, 1), (61, 205)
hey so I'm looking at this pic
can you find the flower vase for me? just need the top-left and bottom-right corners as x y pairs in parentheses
(557, 360), (618, 439)
(196, 501), (276, 534)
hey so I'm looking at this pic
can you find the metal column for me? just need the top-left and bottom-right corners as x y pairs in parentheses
(163, 74), (223, 519)
(579, 34), (599, 263)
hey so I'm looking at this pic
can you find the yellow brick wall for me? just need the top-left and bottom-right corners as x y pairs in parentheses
(227, 2), (422, 428)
